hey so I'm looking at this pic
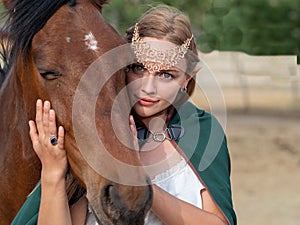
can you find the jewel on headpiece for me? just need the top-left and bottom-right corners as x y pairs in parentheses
(131, 23), (193, 73)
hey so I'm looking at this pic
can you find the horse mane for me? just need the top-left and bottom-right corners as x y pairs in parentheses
(0, 0), (109, 89)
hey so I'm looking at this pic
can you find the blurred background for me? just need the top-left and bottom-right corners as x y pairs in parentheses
(2, 0), (299, 224)
(101, 0), (299, 63)
(102, 1), (300, 224)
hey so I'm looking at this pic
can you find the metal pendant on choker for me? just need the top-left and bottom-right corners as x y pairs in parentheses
(149, 128), (171, 142)
(137, 124), (184, 144)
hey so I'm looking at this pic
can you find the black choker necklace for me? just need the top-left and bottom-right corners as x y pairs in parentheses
(137, 124), (184, 143)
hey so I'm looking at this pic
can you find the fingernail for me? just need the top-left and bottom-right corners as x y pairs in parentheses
(28, 120), (33, 127)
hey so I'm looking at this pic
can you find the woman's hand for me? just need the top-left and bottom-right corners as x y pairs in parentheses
(29, 99), (68, 185)
(129, 115), (139, 151)
(30, 100), (72, 225)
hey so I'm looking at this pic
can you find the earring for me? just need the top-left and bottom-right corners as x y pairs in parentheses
(180, 87), (187, 93)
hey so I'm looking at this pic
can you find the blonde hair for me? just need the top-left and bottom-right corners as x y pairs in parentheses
(126, 5), (199, 98)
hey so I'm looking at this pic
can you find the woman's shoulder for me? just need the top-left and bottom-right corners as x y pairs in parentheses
(171, 101), (227, 162)
(171, 101), (218, 125)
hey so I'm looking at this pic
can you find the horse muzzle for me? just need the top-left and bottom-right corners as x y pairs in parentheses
(88, 181), (153, 225)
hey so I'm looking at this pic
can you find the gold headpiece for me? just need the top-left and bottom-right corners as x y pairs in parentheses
(131, 23), (193, 73)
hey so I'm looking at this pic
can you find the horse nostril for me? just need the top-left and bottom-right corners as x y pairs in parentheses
(102, 184), (115, 206)
(103, 185), (115, 202)
(101, 184), (125, 221)
(100, 183), (152, 224)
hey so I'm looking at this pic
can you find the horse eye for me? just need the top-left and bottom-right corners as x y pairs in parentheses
(39, 70), (61, 80)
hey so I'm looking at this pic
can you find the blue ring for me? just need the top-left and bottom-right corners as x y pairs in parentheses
(50, 136), (58, 146)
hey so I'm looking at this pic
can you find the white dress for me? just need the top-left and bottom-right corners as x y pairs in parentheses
(86, 158), (205, 225)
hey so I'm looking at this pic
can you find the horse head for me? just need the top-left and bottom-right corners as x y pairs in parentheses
(0, 0), (152, 224)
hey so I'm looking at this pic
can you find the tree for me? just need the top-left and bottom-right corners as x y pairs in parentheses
(196, 0), (299, 62)
(1, 0), (298, 63)
(103, 0), (299, 64)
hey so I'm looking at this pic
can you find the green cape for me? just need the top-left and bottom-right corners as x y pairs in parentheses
(11, 102), (236, 225)
(11, 181), (41, 225)
(170, 102), (236, 225)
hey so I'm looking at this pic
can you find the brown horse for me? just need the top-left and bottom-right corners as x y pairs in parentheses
(0, 0), (152, 224)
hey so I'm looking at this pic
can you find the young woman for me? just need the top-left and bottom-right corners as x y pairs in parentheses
(12, 5), (236, 225)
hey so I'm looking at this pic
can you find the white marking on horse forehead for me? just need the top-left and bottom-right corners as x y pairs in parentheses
(84, 32), (98, 51)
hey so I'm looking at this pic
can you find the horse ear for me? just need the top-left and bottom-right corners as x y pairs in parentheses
(2, 0), (14, 10)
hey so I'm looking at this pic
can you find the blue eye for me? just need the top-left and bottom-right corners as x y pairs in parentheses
(158, 72), (174, 80)
(131, 64), (145, 74)
(163, 73), (172, 78)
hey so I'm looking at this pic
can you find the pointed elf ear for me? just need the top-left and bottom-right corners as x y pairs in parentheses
(191, 65), (201, 77)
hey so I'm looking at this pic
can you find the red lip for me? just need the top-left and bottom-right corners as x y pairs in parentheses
(138, 98), (159, 106)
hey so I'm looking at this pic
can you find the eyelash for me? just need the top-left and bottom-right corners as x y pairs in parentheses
(158, 72), (174, 80)
(129, 64), (176, 80)
(130, 64), (145, 75)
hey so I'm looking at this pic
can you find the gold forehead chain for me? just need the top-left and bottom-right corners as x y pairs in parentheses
(131, 23), (193, 73)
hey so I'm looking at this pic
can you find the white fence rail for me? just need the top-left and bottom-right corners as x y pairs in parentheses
(198, 51), (299, 109)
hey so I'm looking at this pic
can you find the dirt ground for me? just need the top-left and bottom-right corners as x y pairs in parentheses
(191, 52), (300, 225)
(191, 93), (300, 225)
(227, 110), (300, 225)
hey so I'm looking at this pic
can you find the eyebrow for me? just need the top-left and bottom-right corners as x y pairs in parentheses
(161, 69), (181, 73)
